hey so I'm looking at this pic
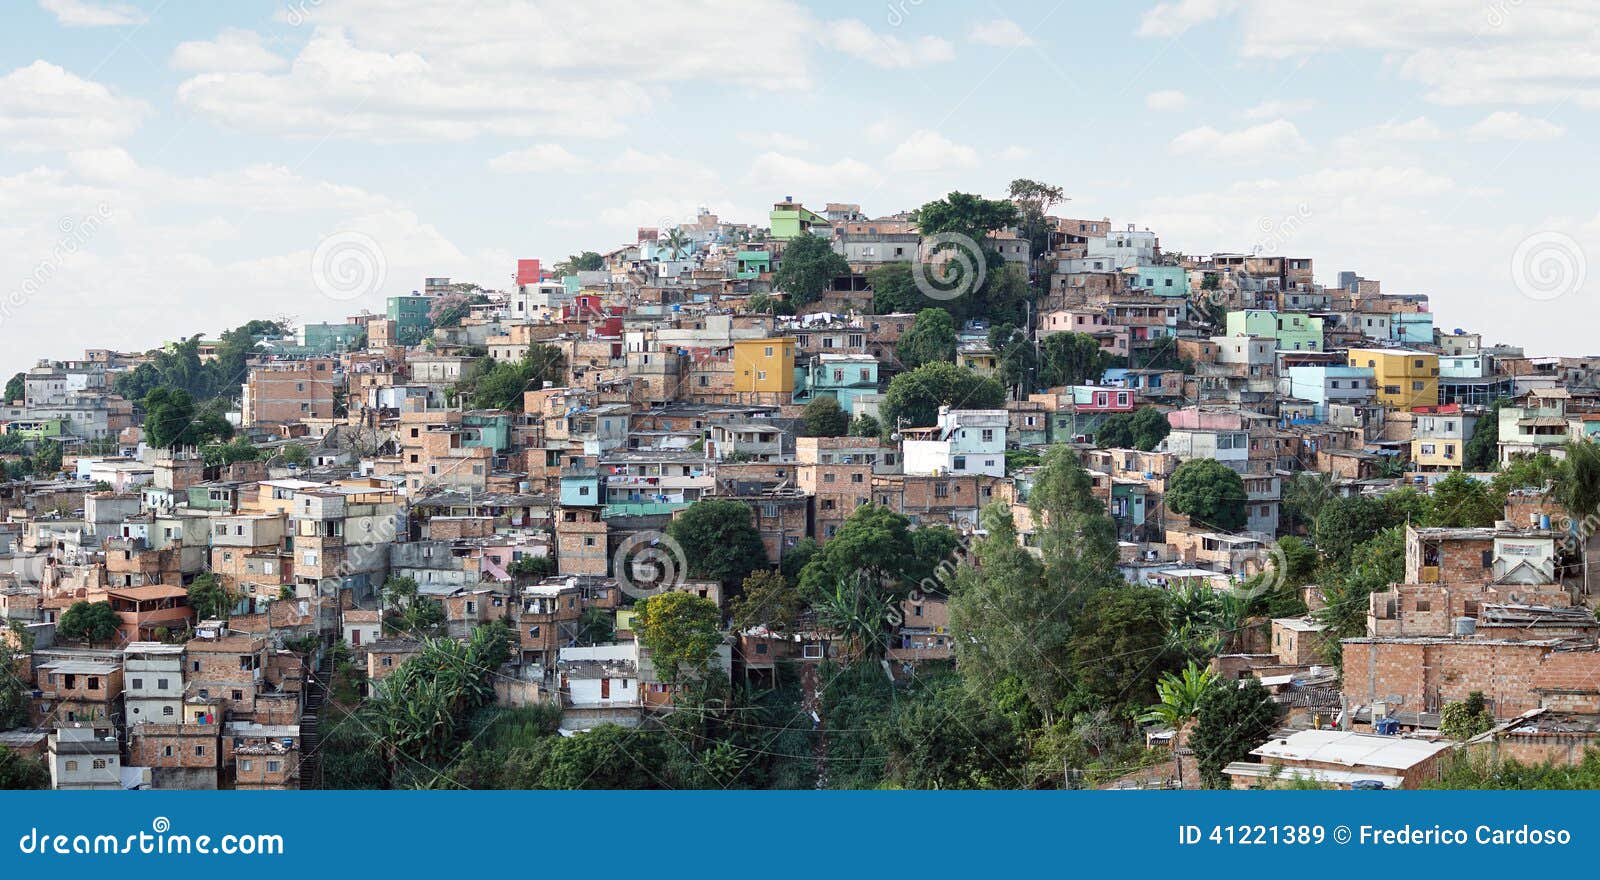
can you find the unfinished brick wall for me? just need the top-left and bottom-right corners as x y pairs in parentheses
(1342, 639), (1600, 717)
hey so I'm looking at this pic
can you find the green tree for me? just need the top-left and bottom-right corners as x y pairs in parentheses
(976, 264), (1032, 327)
(58, 601), (120, 646)
(1069, 586), (1177, 713)
(867, 262), (920, 314)
(0, 626), (33, 730)
(881, 361), (1005, 430)
(1030, 445), (1120, 591)
(29, 440), (62, 477)
(555, 251), (604, 276)
(1189, 677), (1281, 788)
(797, 504), (917, 599)
(801, 395), (849, 438)
(1316, 526), (1405, 643)
(277, 443), (310, 467)
(461, 344), (566, 411)
(1038, 332), (1110, 388)
(1427, 472), (1503, 528)
(812, 573), (898, 659)
(635, 591), (722, 684)
(0, 745), (47, 790)
(1280, 471), (1334, 536)
(848, 413), (881, 438)
(1008, 178), (1066, 260)
(729, 569), (803, 633)
(914, 191), (1020, 249)
(1463, 398), (1506, 471)
(773, 233), (849, 308)
(203, 436), (260, 466)
(1440, 691), (1494, 741)
(141, 387), (232, 449)
(382, 575), (444, 638)
(533, 724), (670, 789)
(779, 537), (818, 586)
(1313, 494), (1396, 565)
(897, 308), (958, 369)
(2, 373), (22, 404)
(1095, 412), (1134, 448)
(988, 322), (1036, 394)
(1140, 662), (1220, 788)
(950, 503), (1061, 720)
(186, 573), (234, 620)
(1167, 459), (1248, 531)
(1129, 406), (1171, 451)
(666, 499), (768, 588)
(658, 227), (691, 260)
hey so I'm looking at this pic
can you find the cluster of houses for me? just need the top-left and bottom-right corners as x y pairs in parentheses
(1, 197), (1597, 790)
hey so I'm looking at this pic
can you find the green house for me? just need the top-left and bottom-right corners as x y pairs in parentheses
(769, 200), (828, 241)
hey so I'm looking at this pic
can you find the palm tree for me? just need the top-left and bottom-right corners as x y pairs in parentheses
(659, 227), (691, 261)
(1139, 662), (1219, 789)
(813, 575), (896, 660)
(1555, 439), (1600, 593)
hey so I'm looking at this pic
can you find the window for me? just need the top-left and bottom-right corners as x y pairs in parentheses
(195, 745), (205, 757)
(64, 761), (78, 772)
(162, 706), (174, 716)
(163, 746), (174, 757)
(131, 678), (143, 690)
(241, 759), (253, 772)
(267, 760), (281, 773)
(93, 759), (107, 770)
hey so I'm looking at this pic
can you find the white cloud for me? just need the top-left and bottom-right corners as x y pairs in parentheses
(1145, 89), (1189, 110)
(746, 152), (883, 194)
(37, 0), (145, 27)
(969, 19), (1037, 48)
(1146, 1), (1600, 109)
(822, 19), (954, 69)
(170, 28), (288, 73)
(886, 130), (979, 172)
(996, 145), (1032, 161)
(487, 143), (590, 174)
(1331, 116), (1442, 161)
(1242, 98), (1315, 119)
(0, 61), (149, 151)
(1168, 119), (1306, 160)
(1137, 0), (1237, 38)
(1468, 110), (1565, 141)
(180, 2), (819, 141)
(1375, 116), (1442, 141)
(738, 131), (814, 152)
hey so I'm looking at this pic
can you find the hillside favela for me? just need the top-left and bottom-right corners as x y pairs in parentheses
(3, 186), (1597, 792)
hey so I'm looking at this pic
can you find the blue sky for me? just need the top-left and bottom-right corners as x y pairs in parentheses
(2, 0), (1597, 376)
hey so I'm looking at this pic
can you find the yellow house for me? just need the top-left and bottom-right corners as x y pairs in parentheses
(1347, 348), (1438, 409)
(732, 337), (795, 394)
